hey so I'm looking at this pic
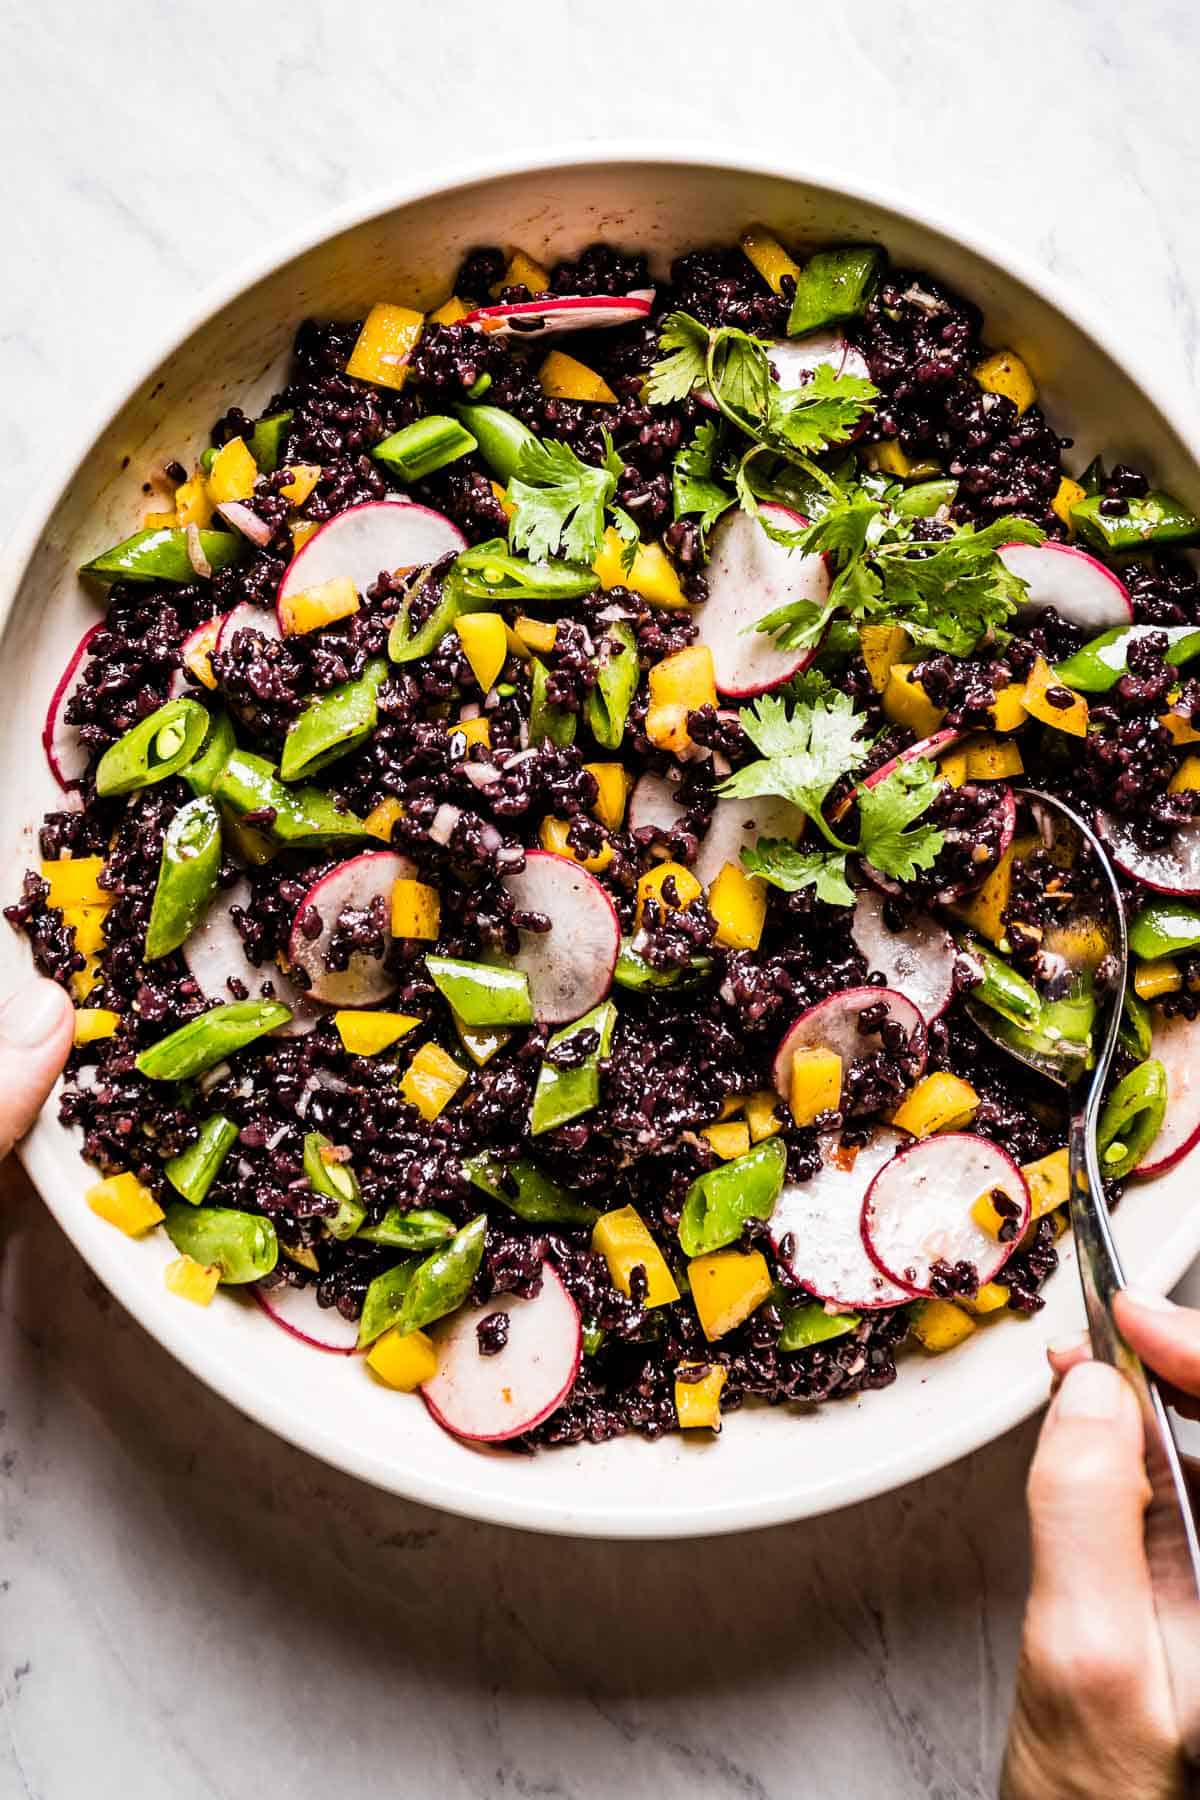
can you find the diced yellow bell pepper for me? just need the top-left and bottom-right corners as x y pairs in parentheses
(674, 1362), (728, 1429)
(367, 1325), (438, 1390)
(592, 1206), (680, 1307)
(490, 480), (517, 522)
(399, 1041), (467, 1120)
(882, 664), (946, 737)
(511, 614), (557, 655)
(430, 295), (471, 326)
(593, 527), (687, 608)
(334, 1010), (421, 1055)
(975, 350), (1036, 415)
(144, 509), (178, 530)
(207, 436), (258, 505)
(62, 905), (108, 956)
(290, 518), (320, 553)
(175, 473), (215, 529)
(391, 878), (441, 941)
(362, 796), (404, 842)
(1161, 707), (1200, 746)
(644, 704), (694, 757)
(960, 1281), (1010, 1316)
(1052, 476), (1087, 533)
(538, 350), (617, 405)
(72, 954), (102, 1002)
(744, 1090), (782, 1143)
(73, 1008), (120, 1045)
(950, 844), (1015, 945)
(1135, 957), (1182, 1000)
(584, 762), (630, 831)
(989, 682), (1029, 733)
(447, 715), (492, 752)
(963, 734), (1025, 781)
(165, 1254), (221, 1306)
(41, 856), (110, 910)
(279, 575), (359, 637)
(345, 303), (424, 390)
(539, 815), (613, 874)
(690, 1248), (772, 1341)
(455, 612), (508, 694)
(635, 859), (703, 926)
(279, 462), (322, 507)
(973, 1145), (1069, 1239)
(649, 644), (716, 713)
(707, 860), (767, 951)
(939, 748), (968, 789)
(1022, 655), (1089, 737)
(859, 624), (910, 693)
(454, 1018), (512, 1067)
(740, 225), (803, 294)
(910, 1298), (977, 1352)
(1169, 753), (1200, 794)
(1041, 920), (1110, 971)
(789, 1046), (842, 1128)
(179, 615), (221, 690)
(866, 440), (940, 481)
(490, 250), (551, 297)
(718, 1095), (745, 1121)
(86, 1171), (164, 1237)
(701, 1121), (752, 1161)
(891, 1071), (979, 1138)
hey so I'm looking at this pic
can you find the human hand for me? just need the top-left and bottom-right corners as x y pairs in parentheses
(1000, 1290), (1200, 1799)
(0, 974), (74, 1158)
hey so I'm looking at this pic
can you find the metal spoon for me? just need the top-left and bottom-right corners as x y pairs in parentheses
(966, 785), (1200, 1761)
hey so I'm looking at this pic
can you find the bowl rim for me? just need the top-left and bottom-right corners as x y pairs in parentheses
(7, 141), (1200, 1539)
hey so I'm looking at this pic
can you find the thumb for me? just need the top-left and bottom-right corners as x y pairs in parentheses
(0, 976), (75, 1157)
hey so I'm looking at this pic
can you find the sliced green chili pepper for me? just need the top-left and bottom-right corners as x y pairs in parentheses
(303, 1131), (365, 1240)
(1053, 623), (1200, 694)
(163, 1113), (239, 1205)
(249, 410), (294, 473)
(1070, 489), (1200, 553)
(163, 1201), (278, 1283)
(356, 1213), (487, 1347)
(894, 478), (958, 518)
(530, 1000), (618, 1136)
(453, 404), (538, 483)
(81, 528), (241, 585)
(1129, 899), (1200, 962)
(372, 415), (478, 482)
(462, 1153), (598, 1226)
(280, 658), (388, 782)
(787, 246), (884, 336)
(529, 656), (576, 747)
(144, 796), (222, 960)
(613, 939), (713, 992)
(958, 938), (1041, 1030)
(584, 621), (639, 750)
(453, 539), (598, 604)
(182, 708), (237, 797)
(1120, 989), (1154, 1062)
(778, 1302), (861, 1352)
(425, 954), (534, 1028)
(356, 1207), (457, 1250)
(678, 1137), (787, 1258)
(213, 748), (367, 845)
(387, 562), (496, 664)
(95, 698), (210, 798)
(1097, 1058), (1168, 1180)
(135, 999), (291, 1080)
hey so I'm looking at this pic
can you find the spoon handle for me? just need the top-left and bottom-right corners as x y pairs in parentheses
(1069, 1107), (1200, 1762)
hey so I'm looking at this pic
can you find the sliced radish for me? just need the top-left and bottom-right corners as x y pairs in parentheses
(696, 505), (829, 698)
(628, 770), (685, 839)
(252, 1281), (361, 1354)
(859, 729), (968, 794)
(503, 850), (620, 1025)
(170, 614), (226, 698)
(287, 850), (413, 1007)
(421, 1262), (581, 1442)
(276, 500), (465, 621)
(773, 986), (927, 1098)
(849, 889), (957, 1022)
(43, 621), (102, 789)
(999, 541), (1132, 631)
(1137, 1008), (1200, 1176)
(183, 876), (316, 1031)
(460, 289), (655, 340)
(693, 793), (806, 889)
(770, 1129), (913, 1309)
(215, 601), (281, 656)
(1097, 811), (1200, 898)
(862, 1133), (1030, 1295)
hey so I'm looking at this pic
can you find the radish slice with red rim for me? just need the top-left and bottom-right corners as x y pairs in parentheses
(252, 1281), (361, 1354)
(1097, 810), (1200, 898)
(276, 500), (465, 623)
(773, 985), (927, 1098)
(183, 876), (316, 1033)
(215, 601), (281, 655)
(1137, 1008), (1200, 1175)
(857, 728), (968, 796)
(696, 505), (829, 697)
(861, 1132), (1030, 1295)
(460, 289), (655, 339)
(503, 850), (620, 1025)
(627, 770), (686, 841)
(998, 541), (1132, 632)
(849, 888), (957, 1023)
(693, 793), (806, 889)
(44, 621), (102, 789)
(421, 1262), (582, 1442)
(287, 850), (413, 1007)
(770, 1129), (914, 1310)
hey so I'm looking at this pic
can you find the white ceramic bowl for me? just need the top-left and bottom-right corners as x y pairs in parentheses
(5, 148), (1200, 1539)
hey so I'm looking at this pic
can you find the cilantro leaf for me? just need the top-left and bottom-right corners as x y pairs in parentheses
(876, 520), (1042, 656)
(741, 840), (855, 907)
(645, 311), (710, 405)
(709, 330), (773, 420)
(672, 421), (736, 539)
(856, 759), (945, 881)
(768, 364), (880, 455)
(507, 431), (623, 565)
(719, 690), (869, 829)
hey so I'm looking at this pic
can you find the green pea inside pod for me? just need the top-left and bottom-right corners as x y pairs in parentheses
(182, 708), (237, 798)
(95, 698), (211, 798)
(163, 1201), (278, 1284)
(462, 1153), (598, 1227)
(303, 1131), (365, 1240)
(453, 538), (599, 604)
(144, 795), (222, 960)
(356, 1214), (487, 1348)
(678, 1137), (787, 1257)
(1097, 1059), (1168, 1181)
(135, 999), (292, 1081)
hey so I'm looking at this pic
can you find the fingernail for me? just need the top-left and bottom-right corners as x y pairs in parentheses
(0, 978), (68, 1048)
(1122, 1286), (1176, 1312)
(1048, 1329), (1089, 1358)
(1055, 1361), (1124, 1421)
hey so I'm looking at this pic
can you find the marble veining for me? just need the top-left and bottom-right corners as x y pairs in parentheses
(3, 1), (1200, 1792)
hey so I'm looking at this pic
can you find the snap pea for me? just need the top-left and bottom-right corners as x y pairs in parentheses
(249, 410), (293, 473)
(95, 698), (210, 798)
(613, 940), (713, 992)
(387, 562), (495, 664)
(462, 1153), (598, 1227)
(453, 404), (538, 484)
(80, 528), (241, 585)
(678, 1137), (787, 1258)
(1053, 623), (1200, 695)
(893, 478), (958, 518)
(280, 659), (388, 782)
(1128, 899), (1200, 962)
(144, 796), (222, 960)
(425, 954), (534, 1028)
(372, 415), (478, 482)
(164, 1113), (239, 1205)
(303, 1131), (365, 1240)
(958, 938), (1041, 1030)
(584, 621), (639, 750)
(213, 748), (367, 845)
(1079, 455), (1106, 496)
(356, 1207), (457, 1250)
(1120, 989), (1154, 1063)
(1040, 989), (1097, 1051)
(182, 708), (237, 797)
(530, 1000), (618, 1136)
(199, 446), (220, 476)
(164, 1201), (278, 1283)
(1070, 488), (1200, 553)
(453, 539), (598, 604)
(778, 1301), (861, 1353)
(787, 245), (884, 336)
(529, 657), (576, 746)
(1097, 1058), (1168, 1180)
(135, 999), (292, 1080)
(356, 1213), (487, 1348)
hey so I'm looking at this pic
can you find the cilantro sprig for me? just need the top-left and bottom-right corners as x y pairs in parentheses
(506, 430), (637, 566)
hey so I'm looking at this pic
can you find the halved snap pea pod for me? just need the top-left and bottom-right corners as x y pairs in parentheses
(213, 748), (367, 846)
(164, 1113), (239, 1205)
(182, 708), (237, 798)
(957, 937), (1041, 1030)
(584, 621), (638, 750)
(893, 478), (958, 518)
(1070, 489), (1200, 553)
(80, 528), (241, 585)
(530, 1000), (618, 1136)
(372, 415), (478, 482)
(453, 539), (598, 604)
(135, 999), (292, 1081)
(1119, 989), (1154, 1063)
(280, 658), (388, 782)
(1128, 899), (1200, 963)
(303, 1131), (365, 1240)
(387, 563), (495, 665)
(452, 404), (538, 484)
(356, 1213), (487, 1348)
(248, 410), (294, 472)
(678, 1137), (787, 1258)
(462, 1153), (598, 1226)
(787, 245), (884, 336)
(777, 1301), (861, 1352)
(163, 1201), (278, 1283)
(1097, 1058), (1168, 1181)
(425, 954), (534, 1028)
(529, 657), (576, 747)
(614, 939), (712, 993)
(95, 698), (211, 797)
(355, 1207), (457, 1250)
(144, 795), (222, 960)
(1053, 623), (1200, 695)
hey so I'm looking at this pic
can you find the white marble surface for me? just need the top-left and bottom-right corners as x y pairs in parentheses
(3, 1), (1200, 1794)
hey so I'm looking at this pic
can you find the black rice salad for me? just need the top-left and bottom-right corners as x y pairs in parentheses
(13, 226), (1200, 1448)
